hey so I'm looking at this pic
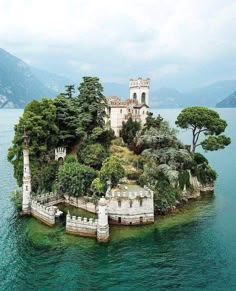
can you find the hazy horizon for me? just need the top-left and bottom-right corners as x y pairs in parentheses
(1, 0), (236, 90)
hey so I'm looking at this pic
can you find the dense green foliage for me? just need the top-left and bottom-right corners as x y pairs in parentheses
(78, 143), (107, 169)
(91, 178), (106, 196)
(134, 113), (218, 211)
(100, 156), (125, 187)
(120, 118), (141, 147)
(8, 98), (59, 186)
(8, 77), (112, 193)
(8, 74), (226, 215)
(58, 163), (96, 197)
(175, 107), (231, 152)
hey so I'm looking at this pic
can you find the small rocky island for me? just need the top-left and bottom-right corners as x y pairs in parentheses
(8, 77), (230, 242)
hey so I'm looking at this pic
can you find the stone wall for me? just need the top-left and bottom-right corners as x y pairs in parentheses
(66, 214), (98, 237)
(31, 200), (56, 226)
(106, 187), (154, 225)
(34, 192), (64, 206)
(64, 195), (97, 214)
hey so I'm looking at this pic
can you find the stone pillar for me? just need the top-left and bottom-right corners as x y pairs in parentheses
(22, 130), (31, 215)
(97, 197), (109, 242)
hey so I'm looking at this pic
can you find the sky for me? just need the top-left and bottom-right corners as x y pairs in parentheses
(0, 0), (236, 90)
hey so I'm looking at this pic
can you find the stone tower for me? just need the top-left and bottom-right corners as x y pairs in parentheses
(97, 197), (109, 242)
(22, 129), (31, 215)
(129, 77), (150, 106)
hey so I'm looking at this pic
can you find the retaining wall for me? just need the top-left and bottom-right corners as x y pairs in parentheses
(66, 214), (98, 237)
(31, 200), (56, 226)
(64, 195), (97, 214)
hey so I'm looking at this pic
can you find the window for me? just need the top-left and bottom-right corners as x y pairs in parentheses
(128, 109), (131, 113)
(143, 111), (145, 115)
(135, 110), (137, 114)
(118, 217), (121, 223)
(120, 109), (122, 114)
(130, 200), (133, 208)
(140, 199), (143, 207)
(26, 185), (28, 191)
(133, 93), (137, 100)
(118, 200), (121, 207)
(141, 92), (146, 104)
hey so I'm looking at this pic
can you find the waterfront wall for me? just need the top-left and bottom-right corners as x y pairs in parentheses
(64, 195), (97, 214)
(31, 200), (56, 226)
(34, 192), (64, 206)
(66, 214), (98, 237)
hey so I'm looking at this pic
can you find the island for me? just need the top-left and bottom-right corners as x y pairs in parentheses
(8, 77), (231, 242)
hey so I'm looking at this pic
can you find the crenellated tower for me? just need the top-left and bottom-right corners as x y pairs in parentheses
(22, 129), (31, 214)
(129, 77), (150, 106)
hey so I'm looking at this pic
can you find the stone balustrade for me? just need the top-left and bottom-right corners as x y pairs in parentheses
(107, 187), (153, 199)
(31, 200), (56, 226)
(66, 214), (98, 237)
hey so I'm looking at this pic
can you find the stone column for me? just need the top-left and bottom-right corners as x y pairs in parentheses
(22, 130), (31, 215)
(97, 197), (109, 242)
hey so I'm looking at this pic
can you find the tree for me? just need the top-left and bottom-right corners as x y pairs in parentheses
(175, 107), (231, 152)
(58, 162), (96, 196)
(100, 156), (125, 187)
(76, 77), (108, 135)
(120, 118), (141, 146)
(91, 178), (106, 196)
(54, 95), (80, 146)
(143, 112), (163, 132)
(78, 143), (107, 169)
(64, 85), (75, 99)
(8, 98), (59, 186)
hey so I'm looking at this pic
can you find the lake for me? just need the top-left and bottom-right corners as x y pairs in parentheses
(0, 108), (236, 290)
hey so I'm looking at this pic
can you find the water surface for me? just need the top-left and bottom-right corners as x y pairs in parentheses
(0, 108), (236, 290)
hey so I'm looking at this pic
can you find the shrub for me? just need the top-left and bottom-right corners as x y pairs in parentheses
(65, 155), (77, 163)
(100, 156), (125, 187)
(78, 143), (107, 169)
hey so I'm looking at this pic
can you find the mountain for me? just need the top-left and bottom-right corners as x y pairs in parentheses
(151, 80), (236, 108)
(0, 48), (56, 108)
(31, 67), (71, 93)
(216, 91), (236, 108)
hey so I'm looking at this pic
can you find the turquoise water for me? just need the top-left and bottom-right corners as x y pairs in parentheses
(0, 108), (236, 290)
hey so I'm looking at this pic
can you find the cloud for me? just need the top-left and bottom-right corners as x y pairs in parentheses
(0, 0), (236, 89)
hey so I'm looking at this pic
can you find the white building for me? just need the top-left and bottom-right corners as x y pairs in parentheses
(106, 77), (150, 136)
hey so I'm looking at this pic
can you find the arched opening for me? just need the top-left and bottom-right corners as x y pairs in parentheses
(141, 92), (146, 104)
(133, 93), (137, 100)
(118, 217), (121, 224)
(58, 157), (64, 166)
(140, 217), (143, 223)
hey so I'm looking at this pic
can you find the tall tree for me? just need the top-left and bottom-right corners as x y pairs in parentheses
(64, 85), (75, 99)
(8, 98), (59, 186)
(120, 118), (141, 146)
(175, 107), (231, 152)
(54, 95), (80, 146)
(76, 77), (108, 135)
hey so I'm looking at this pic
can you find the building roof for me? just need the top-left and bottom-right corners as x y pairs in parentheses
(133, 103), (149, 109)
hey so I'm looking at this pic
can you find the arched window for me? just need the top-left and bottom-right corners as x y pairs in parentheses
(120, 109), (122, 114)
(118, 200), (121, 207)
(133, 93), (137, 100)
(141, 92), (146, 104)
(130, 200), (133, 208)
